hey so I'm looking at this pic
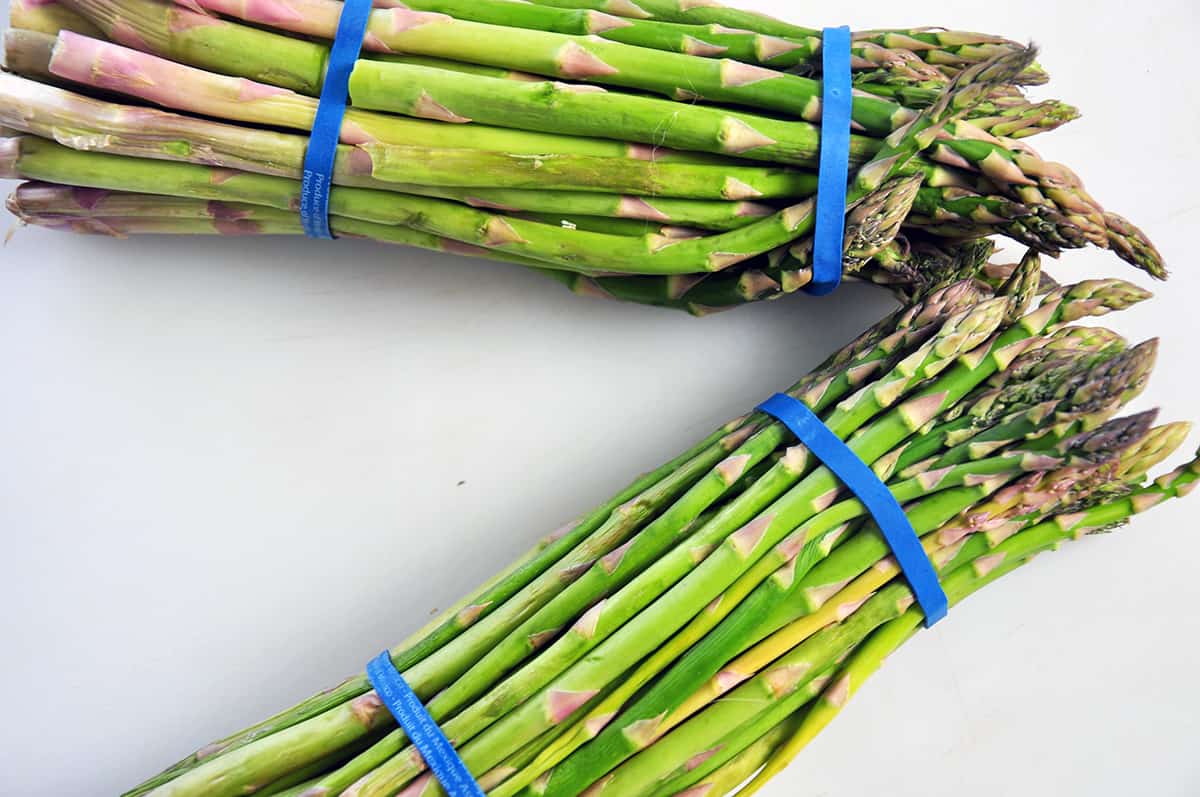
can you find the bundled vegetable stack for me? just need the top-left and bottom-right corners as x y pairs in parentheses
(0, 0), (1166, 312)
(118, 252), (1196, 797)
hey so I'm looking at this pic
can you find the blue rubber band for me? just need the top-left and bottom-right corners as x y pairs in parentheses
(758, 394), (949, 626)
(367, 652), (486, 796)
(299, 0), (373, 239)
(805, 26), (854, 297)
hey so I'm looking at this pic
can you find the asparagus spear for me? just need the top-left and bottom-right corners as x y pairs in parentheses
(6, 185), (698, 239)
(660, 714), (801, 797)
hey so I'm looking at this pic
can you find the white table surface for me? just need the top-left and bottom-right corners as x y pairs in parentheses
(2, 1), (1198, 794)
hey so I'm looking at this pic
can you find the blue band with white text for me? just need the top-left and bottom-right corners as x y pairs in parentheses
(367, 652), (486, 796)
(300, 0), (373, 239)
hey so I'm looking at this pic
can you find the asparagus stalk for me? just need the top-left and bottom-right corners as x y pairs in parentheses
(660, 715), (800, 797)
(7, 186), (693, 239)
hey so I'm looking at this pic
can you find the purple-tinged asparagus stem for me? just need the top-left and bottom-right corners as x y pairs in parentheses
(84, 0), (918, 133)
(43, 30), (735, 167)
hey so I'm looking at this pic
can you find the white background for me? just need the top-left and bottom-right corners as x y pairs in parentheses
(2, 1), (1199, 794)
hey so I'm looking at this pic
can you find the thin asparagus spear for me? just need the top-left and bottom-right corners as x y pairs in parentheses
(9, 186), (693, 240)
(662, 715), (799, 797)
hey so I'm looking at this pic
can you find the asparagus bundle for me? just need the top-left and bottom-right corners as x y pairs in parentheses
(119, 252), (1197, 797)
(0, 0), (1167, 312)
